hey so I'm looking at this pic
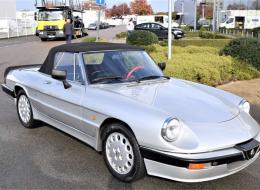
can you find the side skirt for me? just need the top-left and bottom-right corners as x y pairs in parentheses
(36, 110), (97, 150)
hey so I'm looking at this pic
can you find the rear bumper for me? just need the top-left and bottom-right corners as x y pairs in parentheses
(1, 84), (15, 98)
(39, 30), (65, 39)
(141, 139), (260, 182)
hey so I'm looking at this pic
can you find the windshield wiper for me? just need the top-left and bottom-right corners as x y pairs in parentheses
(137, 75), (170, 82)
(91, 76), (125, 84)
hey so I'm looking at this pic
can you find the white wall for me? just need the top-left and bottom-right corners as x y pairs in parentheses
(82, 10), (105, 26)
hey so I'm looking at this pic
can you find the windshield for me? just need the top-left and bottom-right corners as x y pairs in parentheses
(83, 51), (164, 84)
(226, 18), (234, 24)
(38, 11), (65, 21)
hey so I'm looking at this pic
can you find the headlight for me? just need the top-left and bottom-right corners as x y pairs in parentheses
(239, 100), (250, 113)
(161, 118), (181, 142)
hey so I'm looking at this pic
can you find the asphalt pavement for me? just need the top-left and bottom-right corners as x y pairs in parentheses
(0, 26), (260, 190)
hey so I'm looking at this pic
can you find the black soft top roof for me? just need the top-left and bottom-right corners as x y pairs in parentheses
(39, 42), (144, 75)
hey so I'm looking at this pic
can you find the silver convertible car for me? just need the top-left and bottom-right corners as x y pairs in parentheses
(2, 43), (260, 183)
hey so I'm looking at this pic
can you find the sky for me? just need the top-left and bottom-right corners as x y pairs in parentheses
(16, 0), (250, 12)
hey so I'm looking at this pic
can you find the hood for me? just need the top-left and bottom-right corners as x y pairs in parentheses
(101, 79), (240, 123)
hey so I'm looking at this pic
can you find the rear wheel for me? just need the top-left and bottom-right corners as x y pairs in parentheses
(16, 90), (35, 128)
(101, 123), (146, 182)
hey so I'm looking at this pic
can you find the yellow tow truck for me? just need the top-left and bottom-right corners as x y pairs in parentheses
(35, 0), (87, 41)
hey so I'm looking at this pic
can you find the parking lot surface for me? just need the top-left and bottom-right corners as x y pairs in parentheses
(0, 26), (260, 189)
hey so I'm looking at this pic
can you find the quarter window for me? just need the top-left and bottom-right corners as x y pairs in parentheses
(54, 52), (83, 82)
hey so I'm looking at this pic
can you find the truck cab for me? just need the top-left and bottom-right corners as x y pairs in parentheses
(220, 16), (236, 29)
(36, 8), (68, 41)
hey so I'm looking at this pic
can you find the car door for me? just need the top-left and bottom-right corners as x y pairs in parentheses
(33, 52), (87, 133)
(150, 23), (160, 38)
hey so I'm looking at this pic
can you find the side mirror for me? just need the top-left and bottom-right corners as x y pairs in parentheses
(158, 62), (166, 71)
(51, 69), (71, 89)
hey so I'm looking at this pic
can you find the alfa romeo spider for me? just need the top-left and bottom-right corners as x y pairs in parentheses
(2, 43), (260, 182)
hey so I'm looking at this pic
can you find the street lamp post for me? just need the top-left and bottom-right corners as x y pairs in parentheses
(213, 0), (216, 31)
(168, 0), (172, 60)
(194, 0), (197, 31)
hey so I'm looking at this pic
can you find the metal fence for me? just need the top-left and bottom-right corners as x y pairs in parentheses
(219, 28), (260, 39)
(0, 18), (37, 39)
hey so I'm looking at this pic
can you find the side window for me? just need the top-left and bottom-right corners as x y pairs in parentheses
(54, 52), (83, 82)
(142, 23), (150, 29)
(151, 23), (161, 30)
(138, 23), (150, 29)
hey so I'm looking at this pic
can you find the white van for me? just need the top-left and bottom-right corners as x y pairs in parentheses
(220, 16), (260, 29)
(136, 15), (179, 28)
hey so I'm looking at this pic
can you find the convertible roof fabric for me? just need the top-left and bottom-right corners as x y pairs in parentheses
(39, 42), (144, 75)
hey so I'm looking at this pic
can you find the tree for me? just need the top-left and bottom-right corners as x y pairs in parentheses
(117, 3), (131, 16)
(155, 12), (167, 15)
(105, 8), (112, 17)
(227, 3), (246, 10)
(130, 0), (153, 15)
(105, 3), (131, 18)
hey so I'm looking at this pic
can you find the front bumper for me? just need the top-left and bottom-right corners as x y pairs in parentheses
(1, 84), (15, 98)
(141, 139), (260, 182)
(38, 30), (65, 39)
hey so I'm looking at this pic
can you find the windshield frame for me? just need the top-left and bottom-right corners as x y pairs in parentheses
(81, 50), (165, 85)
(38, 10), (65, 21)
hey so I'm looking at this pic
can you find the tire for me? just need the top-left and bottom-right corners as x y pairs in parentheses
(16, 90), (35, 128)
(41, 38), (47, 41)
(101, 123), (146, 182)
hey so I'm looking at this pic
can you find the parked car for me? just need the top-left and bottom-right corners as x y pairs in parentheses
(101, 22), (110, 29)
(2, 43), (260, 183)
(87, 23), (98, 30)
(134, 22), (184, 39)
(88, 22), (109, 30)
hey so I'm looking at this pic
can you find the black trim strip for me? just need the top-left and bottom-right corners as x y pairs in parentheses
(140, 147), (245, 168)
(1, 85), (15, 98)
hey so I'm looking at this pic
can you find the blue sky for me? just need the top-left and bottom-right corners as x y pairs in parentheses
(16, 0), (248, 11)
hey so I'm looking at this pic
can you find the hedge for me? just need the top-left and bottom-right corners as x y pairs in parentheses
(144, 44), (260, 86)
(199, 31), (232, 39)
(159, 39), (231, 49)
(116, 32), (127, 39)
(220, 38), (260, 70)
(127, 30), (159, 46)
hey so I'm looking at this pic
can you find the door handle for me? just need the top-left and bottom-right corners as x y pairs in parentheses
(43, 81), (52, 85)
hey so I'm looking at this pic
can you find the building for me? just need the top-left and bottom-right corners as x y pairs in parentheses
(174, 0), (224, 27)
(174, 0), (196, 27)
(84, 0), (103, 10)
(0, 0), (16, 18)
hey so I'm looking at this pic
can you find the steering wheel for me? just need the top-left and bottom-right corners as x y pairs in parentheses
(127, 66), (144, 79)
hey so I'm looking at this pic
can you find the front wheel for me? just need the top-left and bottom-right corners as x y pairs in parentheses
(16, 90), (35, 128)
(41, 38), (47, 41)
(101, 123), (146, 182)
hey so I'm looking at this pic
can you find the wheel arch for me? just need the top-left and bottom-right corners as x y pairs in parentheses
(14, 85), (25, 97)
(97, 117), (137, 152)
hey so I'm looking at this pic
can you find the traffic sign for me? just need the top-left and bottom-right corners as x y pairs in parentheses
(96, 0), (105, 5)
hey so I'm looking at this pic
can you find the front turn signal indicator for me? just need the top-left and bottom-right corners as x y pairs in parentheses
(188, 163), (205, 170)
